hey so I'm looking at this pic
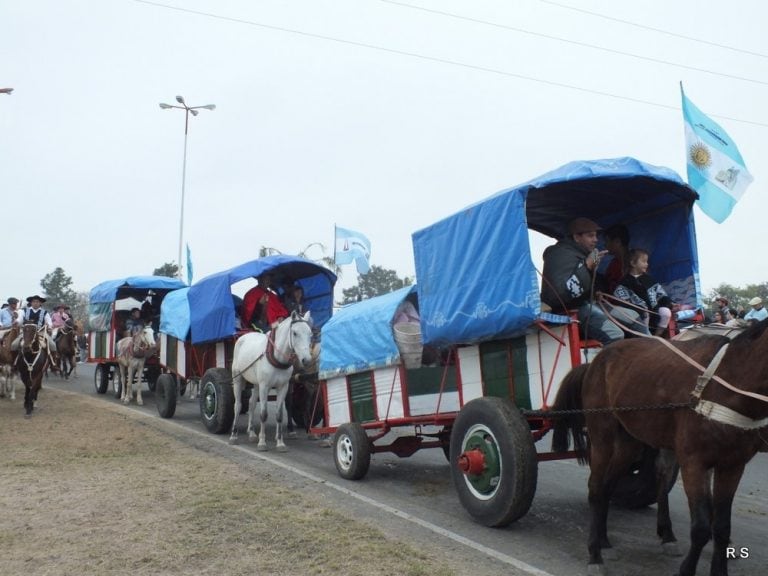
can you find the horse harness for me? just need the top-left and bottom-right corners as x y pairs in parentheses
(16, 325), (50, 374)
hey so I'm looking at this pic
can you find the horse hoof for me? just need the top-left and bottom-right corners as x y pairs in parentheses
(276, 445), (288, 453)
(228, 437), (238, 445)
(137, 400), (144, 406)
(318, 439), (332, 448)
(287, 431), (297, 438)
(256, 444), (268, 452)
(587, 563), (608, 576)
(601, 548), (618, 561)
(662, 541), (682, 557)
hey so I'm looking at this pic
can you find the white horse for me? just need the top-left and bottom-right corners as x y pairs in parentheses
(229, 311), (313, 451)
(116, 325), (156, 406)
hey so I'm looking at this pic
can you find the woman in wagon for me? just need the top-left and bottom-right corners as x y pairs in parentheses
(11, 295), (56, 352)
(283, 283), (306, 315)
(613, 248), (674, 337)
(540, 217), (642, 345)
(603, 224), (630, 293)
(242, 273), (289, 332)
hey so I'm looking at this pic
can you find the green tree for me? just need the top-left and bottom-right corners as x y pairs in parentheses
(153, 262), (179, 278)
(340, 265), (413, 305)
(40, 267), (77, 308)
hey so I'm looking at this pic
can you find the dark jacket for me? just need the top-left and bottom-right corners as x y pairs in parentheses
(540, 238), (595, 312)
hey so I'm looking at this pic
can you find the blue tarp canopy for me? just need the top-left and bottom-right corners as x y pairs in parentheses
(88, 276), (187, 331)
(159, 287), (190, 340)
(413, 157), (701, 346)
(89, 276), (187, 304)
(186, 255), (337, 344)
(319, 285), (416, 379)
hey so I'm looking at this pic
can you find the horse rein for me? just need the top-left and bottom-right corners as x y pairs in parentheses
(595, 293), (768, 429)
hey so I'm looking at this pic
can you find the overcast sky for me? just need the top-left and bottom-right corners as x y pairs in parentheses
(2, 0), (765, 303)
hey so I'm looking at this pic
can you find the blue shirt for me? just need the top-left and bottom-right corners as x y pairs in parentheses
(0, 307), (16, 328)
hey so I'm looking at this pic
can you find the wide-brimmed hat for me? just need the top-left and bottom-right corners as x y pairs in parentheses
(713, 296), (729, 306)
(749, 297), (763, 307)
(26, 295), (46, 304)
(567, 217), (602, 236)
(7, 297), (19, 305)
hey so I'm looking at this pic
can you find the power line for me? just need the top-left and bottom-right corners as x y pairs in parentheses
(540, 0), (768, 59)
(382, 0), (768, 86)
(133, 0), (768, 127)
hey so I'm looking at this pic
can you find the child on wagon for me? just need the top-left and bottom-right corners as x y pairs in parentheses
(614, 248), (675, 337)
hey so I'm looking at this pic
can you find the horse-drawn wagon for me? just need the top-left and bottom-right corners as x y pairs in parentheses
(156, 255), (337, 425)
(310, 157), (702, 527)
(88, 276), (186, 398)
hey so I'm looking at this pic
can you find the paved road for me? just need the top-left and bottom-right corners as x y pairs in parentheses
(44, 363), (768, 576)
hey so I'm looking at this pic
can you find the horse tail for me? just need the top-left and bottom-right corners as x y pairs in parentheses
(551, 363), (589, 464)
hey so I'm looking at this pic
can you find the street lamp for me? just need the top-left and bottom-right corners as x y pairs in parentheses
(159, 95), (215, 281)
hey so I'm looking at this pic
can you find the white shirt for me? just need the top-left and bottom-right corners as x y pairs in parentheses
(744, 306), (768, 322)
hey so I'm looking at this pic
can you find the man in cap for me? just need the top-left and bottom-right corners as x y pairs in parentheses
(0, 297), (21, 331)
(744, 297), (768, 323)
(0, 297), (22, 346)
(541, 217), (644, 345)
(11, 295), (56, 352)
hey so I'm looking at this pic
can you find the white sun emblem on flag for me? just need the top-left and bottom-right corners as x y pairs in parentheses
(689, 142), (711, 168)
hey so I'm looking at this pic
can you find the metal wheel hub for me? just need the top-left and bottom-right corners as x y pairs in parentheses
(460, 429), (500, 495)
(202, 383), (216, 418)
(336, 435), (354, 470)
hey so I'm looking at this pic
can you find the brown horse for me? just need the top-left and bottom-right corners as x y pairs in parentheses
(16, 323), (50, 416)
(54, 325), (78, 379)
(1, 326), (19, 400)
(551, 320), (768, 576)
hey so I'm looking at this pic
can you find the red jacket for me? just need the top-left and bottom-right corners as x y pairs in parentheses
(242, 286), (288, 329)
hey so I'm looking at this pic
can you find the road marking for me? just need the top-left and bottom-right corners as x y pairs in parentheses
(55, 388), (557, 576)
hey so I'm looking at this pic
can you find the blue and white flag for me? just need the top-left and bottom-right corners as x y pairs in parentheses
(681, 85), (753, 223)
(335, 226), (371, 274)
(186, 242), (194, 285)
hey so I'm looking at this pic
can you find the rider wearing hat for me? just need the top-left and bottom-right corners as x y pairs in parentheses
(11, 295), (56, 352)
(0, 297), (21, 331)
(744, 297), (768, 323)
(51, 304), (72, 342)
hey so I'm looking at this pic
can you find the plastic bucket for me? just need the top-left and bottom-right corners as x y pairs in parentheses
(393, 322), (423, 369)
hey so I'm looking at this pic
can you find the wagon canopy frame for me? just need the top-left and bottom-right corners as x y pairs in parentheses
(88, 275), (187, 332)
(412, 157), (701, 347)
(175, 254), (337, 345)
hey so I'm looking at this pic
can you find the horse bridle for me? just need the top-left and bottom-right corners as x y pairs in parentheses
(266, 316), (309, 370)
(18, 324), (48, 373)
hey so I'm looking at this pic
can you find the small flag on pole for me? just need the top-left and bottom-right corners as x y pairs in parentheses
(681, 84), (753, 223)
(334, 226), (371, 274)
(186, 243), (194, 285)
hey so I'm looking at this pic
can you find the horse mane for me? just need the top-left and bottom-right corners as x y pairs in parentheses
(726, 317), (768, 349)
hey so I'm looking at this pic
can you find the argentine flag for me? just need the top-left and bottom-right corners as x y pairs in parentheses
(335, 226), (371, 274)
(681, 85), (753, 223)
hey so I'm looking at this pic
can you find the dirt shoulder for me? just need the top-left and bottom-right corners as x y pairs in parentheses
(0, 389), (511, 576)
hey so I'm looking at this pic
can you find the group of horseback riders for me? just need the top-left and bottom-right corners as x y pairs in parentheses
(0, 294), (77, 354)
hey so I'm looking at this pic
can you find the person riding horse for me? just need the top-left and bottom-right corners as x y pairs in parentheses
(10, 295), (57, 353)
(51, 304), (73, 343)
(0, 296), (21, 341)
